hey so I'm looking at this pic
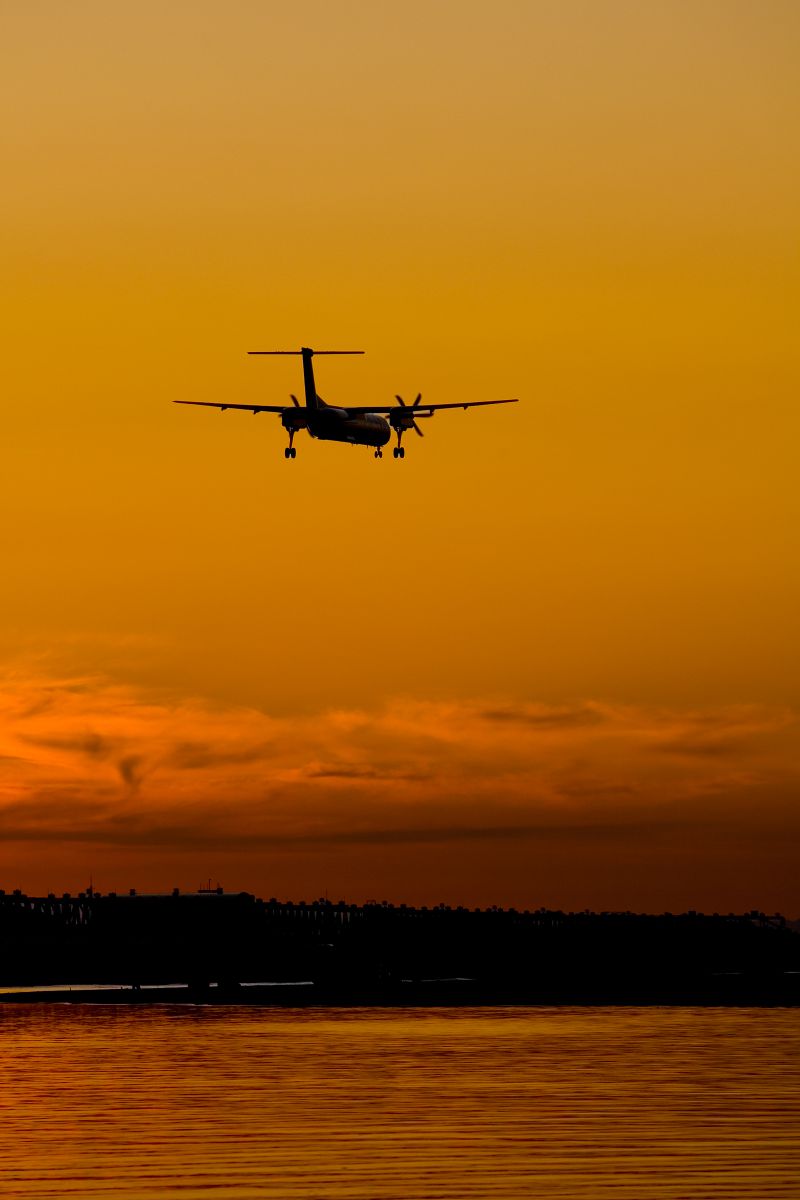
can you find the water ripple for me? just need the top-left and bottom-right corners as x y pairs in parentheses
(1, 1006), (798, 1199)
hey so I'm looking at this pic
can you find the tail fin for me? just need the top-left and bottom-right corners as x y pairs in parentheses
(247, 348), (364, 410)
(301, 347), (319, 409)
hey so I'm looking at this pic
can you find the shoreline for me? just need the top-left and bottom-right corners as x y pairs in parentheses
(2, 976), (798, 1007)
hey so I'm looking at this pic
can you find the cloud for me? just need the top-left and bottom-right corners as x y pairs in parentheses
(164, 742), (276, 771)
(480, 704), (605, 729)
(117, 754), (145, 790)
(22, 732), (117, 759)
(0, 667), (798, 868)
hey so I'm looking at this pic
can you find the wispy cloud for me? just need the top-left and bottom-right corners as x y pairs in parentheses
(1, 670), (797, 867)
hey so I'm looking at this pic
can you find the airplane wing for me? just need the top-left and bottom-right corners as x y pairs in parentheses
(173, 401), (287, 413)
(344, 398), (519, 413)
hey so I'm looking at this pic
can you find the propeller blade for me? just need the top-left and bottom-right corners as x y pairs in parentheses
(394, 394), (407, 406)
(413, 393), (422, 407)
(412, 420), (424, 437)
(290, 394), (300, 407)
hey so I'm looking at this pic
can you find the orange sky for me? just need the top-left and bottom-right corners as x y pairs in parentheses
(2, 1), (798, 910)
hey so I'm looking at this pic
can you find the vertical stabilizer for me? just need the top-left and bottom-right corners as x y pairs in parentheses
(247, 348), (364, 411)
(301, 347), (320, 409)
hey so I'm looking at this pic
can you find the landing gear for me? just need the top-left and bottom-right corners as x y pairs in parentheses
(284, 446), (296, 459)
(374, 449), (383, 459)
(392, 446), (405, 459)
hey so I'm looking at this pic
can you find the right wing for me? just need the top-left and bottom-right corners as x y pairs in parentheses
(344, 398), (518, 414)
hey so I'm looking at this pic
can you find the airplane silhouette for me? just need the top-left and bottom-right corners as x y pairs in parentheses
(175, 347), (518, 459)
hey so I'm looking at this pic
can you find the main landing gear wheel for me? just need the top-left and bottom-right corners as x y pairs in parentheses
(284, 446), (296, 459)
(393, 446), (405, 459)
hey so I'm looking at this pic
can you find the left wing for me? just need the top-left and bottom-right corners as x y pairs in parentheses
(173, 401), (287, 413)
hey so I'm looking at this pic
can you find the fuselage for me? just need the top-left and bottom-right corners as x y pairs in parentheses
(307, 409), (390, 448)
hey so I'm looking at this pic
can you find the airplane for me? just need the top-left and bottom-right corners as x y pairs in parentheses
(174, 347), (518, 459)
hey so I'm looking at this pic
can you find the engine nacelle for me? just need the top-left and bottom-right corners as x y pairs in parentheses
(389, 409), (416, 430)
(281, 410), (307, 430)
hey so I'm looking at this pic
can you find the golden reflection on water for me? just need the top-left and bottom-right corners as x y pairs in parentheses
(1, 1006), (798, 1199)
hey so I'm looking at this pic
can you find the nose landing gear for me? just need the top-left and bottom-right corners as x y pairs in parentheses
(374, 449), (383, 459)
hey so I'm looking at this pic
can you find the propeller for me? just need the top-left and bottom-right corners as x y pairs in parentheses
(394, 393), (425, 436)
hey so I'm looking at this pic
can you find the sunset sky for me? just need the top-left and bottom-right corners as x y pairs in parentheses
(2, 1), (798, 911)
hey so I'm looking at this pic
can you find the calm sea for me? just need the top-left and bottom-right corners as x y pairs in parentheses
(1, 1006), (798, 1199)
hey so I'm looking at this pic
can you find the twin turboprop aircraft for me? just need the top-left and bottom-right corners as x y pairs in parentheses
(175, 347), (518, 459)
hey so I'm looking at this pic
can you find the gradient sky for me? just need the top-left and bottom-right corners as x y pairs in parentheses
(2, 1), (798, 910)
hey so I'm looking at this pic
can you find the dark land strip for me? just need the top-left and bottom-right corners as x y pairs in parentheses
(1, 888), (797, 1005)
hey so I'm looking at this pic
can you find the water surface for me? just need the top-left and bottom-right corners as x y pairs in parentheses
(1, 1006), (798, 1199)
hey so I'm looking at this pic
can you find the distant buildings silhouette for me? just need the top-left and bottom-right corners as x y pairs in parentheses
(1, 887), (797, 1003)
